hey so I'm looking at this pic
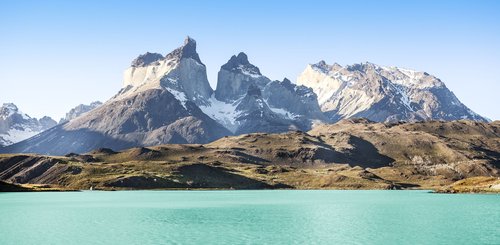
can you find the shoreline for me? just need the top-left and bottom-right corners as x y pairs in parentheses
(3, 183), (499, 194)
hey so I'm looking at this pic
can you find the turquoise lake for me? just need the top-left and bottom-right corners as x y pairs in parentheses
(0, 190), (499, 244)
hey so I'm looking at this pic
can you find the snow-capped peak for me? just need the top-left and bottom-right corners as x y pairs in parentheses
(0, 103), (33, 121)
(1, 103), (19, 119)
(0, 103), (57, 146)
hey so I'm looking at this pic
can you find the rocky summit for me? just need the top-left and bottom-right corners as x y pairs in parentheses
(215, 52), (268, 102)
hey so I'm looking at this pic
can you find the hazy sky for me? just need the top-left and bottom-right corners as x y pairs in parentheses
(0, 0), (499, 120)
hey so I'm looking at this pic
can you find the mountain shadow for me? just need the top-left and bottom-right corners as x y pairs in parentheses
(341, 135), (395, 168)
(176, 163), (273, 189)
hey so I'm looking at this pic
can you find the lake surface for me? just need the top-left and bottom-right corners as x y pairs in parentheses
(0, 190), (499, 244)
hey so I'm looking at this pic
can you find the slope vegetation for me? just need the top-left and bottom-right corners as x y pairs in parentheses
(0, 120), (498, 191)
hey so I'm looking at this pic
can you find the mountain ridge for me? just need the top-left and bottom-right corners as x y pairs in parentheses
(297, 61), (488, 123)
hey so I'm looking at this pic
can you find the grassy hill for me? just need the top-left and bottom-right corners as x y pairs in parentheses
(1, 120), (498, 191)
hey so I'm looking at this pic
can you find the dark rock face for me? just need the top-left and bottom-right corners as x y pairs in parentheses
(246, 83), (262, 97)
(262, 78), (329, 129)
(220, 52), (261, 75)
(234, 86), (299, 135)
(131, 52), (164, 67)
(215, 52), (270, 102)
(165, 36), (203, 64)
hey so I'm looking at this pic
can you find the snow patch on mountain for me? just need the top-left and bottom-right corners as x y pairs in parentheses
(1, 128), (38, 146)
(199, 95), (241, 133)
(237, 64), (262, 78)
(267, 106), (296, 120)
(165, 86), (188, 109)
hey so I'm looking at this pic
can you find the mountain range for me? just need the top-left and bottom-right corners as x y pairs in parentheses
(0, 37), (489, 155)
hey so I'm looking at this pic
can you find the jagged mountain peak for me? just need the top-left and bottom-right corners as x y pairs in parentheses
(184, 35), (195, 44)
(221, 52), (261, 76)
(346, 62), (379, 72)
(311, 60), (342, 73)
(314, 60), (329, 67)
(1, 103), (20, 118)
(164, 36), (203, 65)
(311, 60), (331, 73)
(280, 77), (292, 85)
(215, 52), (269, 102)
(131, 52), (164, 67)
(129, 37), (200, 69)
(275, 78), (298, 92)
(1, 102), (18, 110)
(223, 52), (249, 66)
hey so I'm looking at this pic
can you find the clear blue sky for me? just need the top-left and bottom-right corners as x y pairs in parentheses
(0, 0), (499, 120)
